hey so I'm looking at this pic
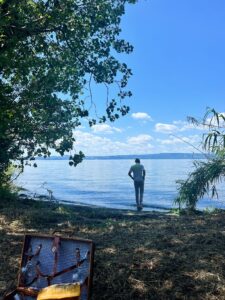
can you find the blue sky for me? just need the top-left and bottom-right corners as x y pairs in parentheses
(73, 0), (225, 156)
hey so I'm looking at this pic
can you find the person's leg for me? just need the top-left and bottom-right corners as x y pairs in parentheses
(140, 181), (144, 207)
(134, 181), (140, 208)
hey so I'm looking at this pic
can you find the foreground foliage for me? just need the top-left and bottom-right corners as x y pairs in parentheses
(0, 0), (136, 184)
(176, 158), (225, 210)
(176, 108), (225, 209)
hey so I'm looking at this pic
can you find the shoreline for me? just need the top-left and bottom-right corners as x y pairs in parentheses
(20, 192), (225, 213)
(1, 195), (225, 299)
(18, 192), (173, 212)
(18, 195), (172, 217)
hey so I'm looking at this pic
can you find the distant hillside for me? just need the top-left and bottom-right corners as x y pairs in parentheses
(86, 153), (207, 160)
(37, 153), (208, 160)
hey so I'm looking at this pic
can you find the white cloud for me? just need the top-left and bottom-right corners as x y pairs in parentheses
(91, 123), (122, 134)
(156, 135), (202, 153)
(169, 113), (225, 132)
(173, 120), (205, 131)
(155, 120), (207, 133)
(173, 120), (194, 130)
(127, 134), (153, 145)
(158, 137), (184, 145)
(131, 112), (153, 121)
(158, 136), (193, 145)
(73, 131), (153, 155)
(155, 123), (179, 133)
(72, 128), (203, 156)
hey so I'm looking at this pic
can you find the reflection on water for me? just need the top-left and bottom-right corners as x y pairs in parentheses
(16, 159), (225, 211)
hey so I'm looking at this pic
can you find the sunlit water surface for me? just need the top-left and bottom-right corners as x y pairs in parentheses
(16, 159), (225, 211)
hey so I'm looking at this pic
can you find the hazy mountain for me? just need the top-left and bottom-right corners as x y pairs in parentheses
(37, 153), (208, 160)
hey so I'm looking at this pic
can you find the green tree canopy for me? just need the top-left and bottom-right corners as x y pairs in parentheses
(176, 108), (225, 210)
(0, 0), (136, 184)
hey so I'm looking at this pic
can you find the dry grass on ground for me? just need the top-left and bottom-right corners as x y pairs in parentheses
(1, 197), (225, 299)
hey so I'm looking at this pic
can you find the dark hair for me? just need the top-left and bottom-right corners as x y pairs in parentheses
(135, 158), (140, 163)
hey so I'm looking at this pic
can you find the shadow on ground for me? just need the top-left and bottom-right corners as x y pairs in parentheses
(1, 198), (225, 299)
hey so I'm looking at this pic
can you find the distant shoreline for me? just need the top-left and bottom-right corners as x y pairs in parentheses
(36, 152), (209, 160)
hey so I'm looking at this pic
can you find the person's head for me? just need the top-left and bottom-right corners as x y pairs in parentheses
(135, 158), (140, 164)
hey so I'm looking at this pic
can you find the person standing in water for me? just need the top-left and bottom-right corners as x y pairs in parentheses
(128, 158), (146, 210)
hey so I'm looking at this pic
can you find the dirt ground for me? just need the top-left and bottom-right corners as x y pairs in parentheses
(1, 197), (225, 300)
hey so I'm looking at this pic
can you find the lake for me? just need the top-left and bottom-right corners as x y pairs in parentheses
(16, 159), (225, 211)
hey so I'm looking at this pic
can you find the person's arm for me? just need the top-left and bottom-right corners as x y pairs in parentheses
(143, 169), (146, 180)
(128, 169), (134, 180)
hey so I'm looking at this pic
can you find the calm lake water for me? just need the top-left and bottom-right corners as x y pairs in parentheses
(16, 159), (225, 211)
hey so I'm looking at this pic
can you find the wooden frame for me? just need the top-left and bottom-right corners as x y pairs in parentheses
(4, 234), (95, 300)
